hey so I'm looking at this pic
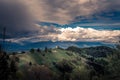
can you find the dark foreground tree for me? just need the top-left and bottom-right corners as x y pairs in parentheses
(0, 52), (9, 80)
(10, 60), (17, 80)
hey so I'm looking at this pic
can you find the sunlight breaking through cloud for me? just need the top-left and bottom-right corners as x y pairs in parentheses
(8, 26), (120, 44)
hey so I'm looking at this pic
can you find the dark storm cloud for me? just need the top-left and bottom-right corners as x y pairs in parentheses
(0, 0), (35, 38)
(0, 0), (120, 42)
(20, 0), (120, 24)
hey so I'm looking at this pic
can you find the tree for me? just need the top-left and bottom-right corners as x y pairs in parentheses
(0, 44), (2, 52)
(29, 62), (32, 66)
(0, 52), (9, 80)
(106, 51), (120, 79)
(45, 47), (48, 53)
(27, 65), (53, 80)
(71, 66), (91, 80)
(30, 48), (35, 53)
(15, 57), (20, 63)
(55, 60), (73, 80)
(37, 48), (41, 53)
(10, 60), (17, 80)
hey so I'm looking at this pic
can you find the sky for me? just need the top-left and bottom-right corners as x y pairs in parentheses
(0, 0), (120, 44)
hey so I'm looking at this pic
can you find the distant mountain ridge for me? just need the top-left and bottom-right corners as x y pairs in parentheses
(0, 41), (115, 52)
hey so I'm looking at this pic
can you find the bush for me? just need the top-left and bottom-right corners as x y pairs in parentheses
(30, 48), (35, 53)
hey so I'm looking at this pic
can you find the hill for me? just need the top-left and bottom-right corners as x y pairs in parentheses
(67, 46), (115, 57)
(2, 46), (120, 80)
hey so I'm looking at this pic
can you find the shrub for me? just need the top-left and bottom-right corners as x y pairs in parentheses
(30, 48), (35, 53)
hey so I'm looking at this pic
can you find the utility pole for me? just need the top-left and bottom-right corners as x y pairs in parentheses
(3, 27), (6, 43)
(3, 27), (6, 51)
(0, 27), (6, 53)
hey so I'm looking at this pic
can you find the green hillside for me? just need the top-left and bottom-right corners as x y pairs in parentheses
(17, 48), (82, 70)
(1, 46), (120, 80)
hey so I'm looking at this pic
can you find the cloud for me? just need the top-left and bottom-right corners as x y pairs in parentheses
(0, 0), (119, 41)
(58, 27), (120, 42)
(8, 26), (120, 43)
(21, 0), (120, 24)
(0, 0), (36, 38)
(70, 23), (120, 27)
(6, 25), (60, 43)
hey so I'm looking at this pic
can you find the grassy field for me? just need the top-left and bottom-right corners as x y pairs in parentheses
(17, 48), (82, 69)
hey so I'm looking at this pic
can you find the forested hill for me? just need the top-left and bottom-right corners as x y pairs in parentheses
(67, 46), (116, 57)
(0, 45), (120, 80)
